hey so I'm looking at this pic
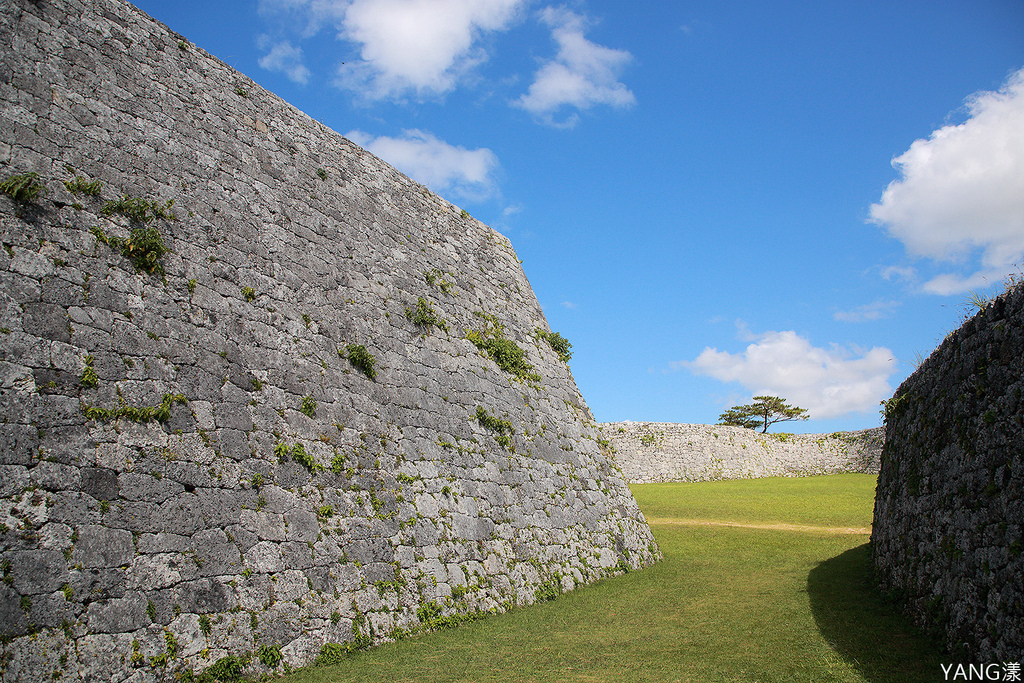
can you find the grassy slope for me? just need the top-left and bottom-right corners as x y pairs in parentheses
(281, 474), (942, 683)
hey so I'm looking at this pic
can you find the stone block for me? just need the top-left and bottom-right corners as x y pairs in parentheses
(283, 508), (318, 543)
(136, 531), (190, 554)
(102, 500), (157, 532)
(0, 464), (30, 497)
(214, 402), (252, 432)
(175, 578), (234, 615)
(8, 549), (68, 595)
(80, 467), (119, 501)
(21, 303), (70, 343)
(72, 525), (134, 568)
(154, 493), (204, 536)
(23, 590), (75, 629)
(118, 472), (184, 503)
(280, 541), (313, 571)
(245, 541), (284, 574)
(0, 423), (39, 466)
(85, 591), (149, 633)
(70, 566), (127, 602)
(46, 492), (100, 528)
(126, 553), (184, 591)
(192, 528), (242, 577)
(0, 583), (29, 636)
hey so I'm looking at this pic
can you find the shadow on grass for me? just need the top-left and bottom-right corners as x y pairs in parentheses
(808, 543), (944, 683)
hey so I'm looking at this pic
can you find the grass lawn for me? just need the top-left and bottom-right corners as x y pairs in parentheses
(279, 474), (943, 682)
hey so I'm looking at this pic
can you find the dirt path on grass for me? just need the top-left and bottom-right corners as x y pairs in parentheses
(645, 517), (871, 535)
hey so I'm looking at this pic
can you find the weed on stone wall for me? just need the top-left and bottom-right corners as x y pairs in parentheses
(424, 268), (454, 295)
(257, 644), (283, 670)
(534, 576), (562, 602)
(475, 406), (514, 451)
(101, 195), (176, 223)
(90, 224), (169, 274)
(80, 355), (98, 388)
(880, 391), (911, 422)
(535, 328), (573, 363)
(184, 653), (248, 682)
(406, 296), (448, 333)
(468, 312), (540, 382)
(63, 175), (102, 196)
(300, 395), (317, 417)
(277, 440), (322, 473)
(344, 343), (378, 380)
(81, 393), (187, 423)
(0, 172), (46, 204)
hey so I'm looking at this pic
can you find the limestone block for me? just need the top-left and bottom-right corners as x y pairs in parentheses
(245, 541), (284, 574)
(0, 465), (30, 497)
(72, 525), (134, 568)
(0, 423), (38, 466)
(118, 472), (184, 503)
(0, 584), (29, 637)
(85, 591), (149, 634)
(80, 467), (119, 501)
(173, 578), (234, 615)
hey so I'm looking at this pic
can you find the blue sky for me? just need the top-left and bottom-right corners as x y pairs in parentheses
(136, 0), (1024, 433)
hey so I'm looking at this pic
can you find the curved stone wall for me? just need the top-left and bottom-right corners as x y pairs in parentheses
(872, 283), (1023, 661)
(603, 422), (882, 483)
(0, 1), (659, 680)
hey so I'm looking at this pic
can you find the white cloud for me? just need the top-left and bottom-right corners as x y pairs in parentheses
(869, 67), (1024, 294)
(333, 0), (524, 99)
(257, 38), (312, 84)
(879, 265), (917, 284)
(514, 7), (635, 127)
(257, 0), (348, 39)
(919, 269), (1010, 296)
(682, 330), (896, 419)
(346, 129), (499, 201)
(833, 300), (900, 323)
(560, 301), (576, 309)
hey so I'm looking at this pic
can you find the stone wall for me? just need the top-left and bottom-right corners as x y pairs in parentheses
(872, 283), (1023, 661)
(603, 422), (882, 483)
(0, 1), (659, 680)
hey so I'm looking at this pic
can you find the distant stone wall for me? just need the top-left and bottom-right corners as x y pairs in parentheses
(603, 422), (882, 483)
(0, 1), (658, 681)
(872, 283), (1023, 661)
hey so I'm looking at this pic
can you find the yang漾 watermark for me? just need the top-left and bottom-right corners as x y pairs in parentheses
(941, 662), (1021, 681)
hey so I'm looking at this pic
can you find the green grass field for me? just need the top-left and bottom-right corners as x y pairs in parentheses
(280, 474), (943, 682)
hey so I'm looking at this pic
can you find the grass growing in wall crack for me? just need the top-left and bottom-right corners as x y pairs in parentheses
(81, 393), (186, 423)
(535, 328), (573, 363)
(475, 406), (514, 451)
(101, 196), (176, 223)
(343, 344), (377, 380)
(277, 474), (941, 683)
(90, 224), (169, 274)
(467, 312), (539, 382)
(405, 297), (448, 333)
(0, 172), (46, 204)
(80, 355), (98, 388)
(300, 395), (317, 418)
(64, 176), (102, 196)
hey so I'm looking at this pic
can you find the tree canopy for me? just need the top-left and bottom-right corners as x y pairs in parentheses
(717, 395), (809, 433)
